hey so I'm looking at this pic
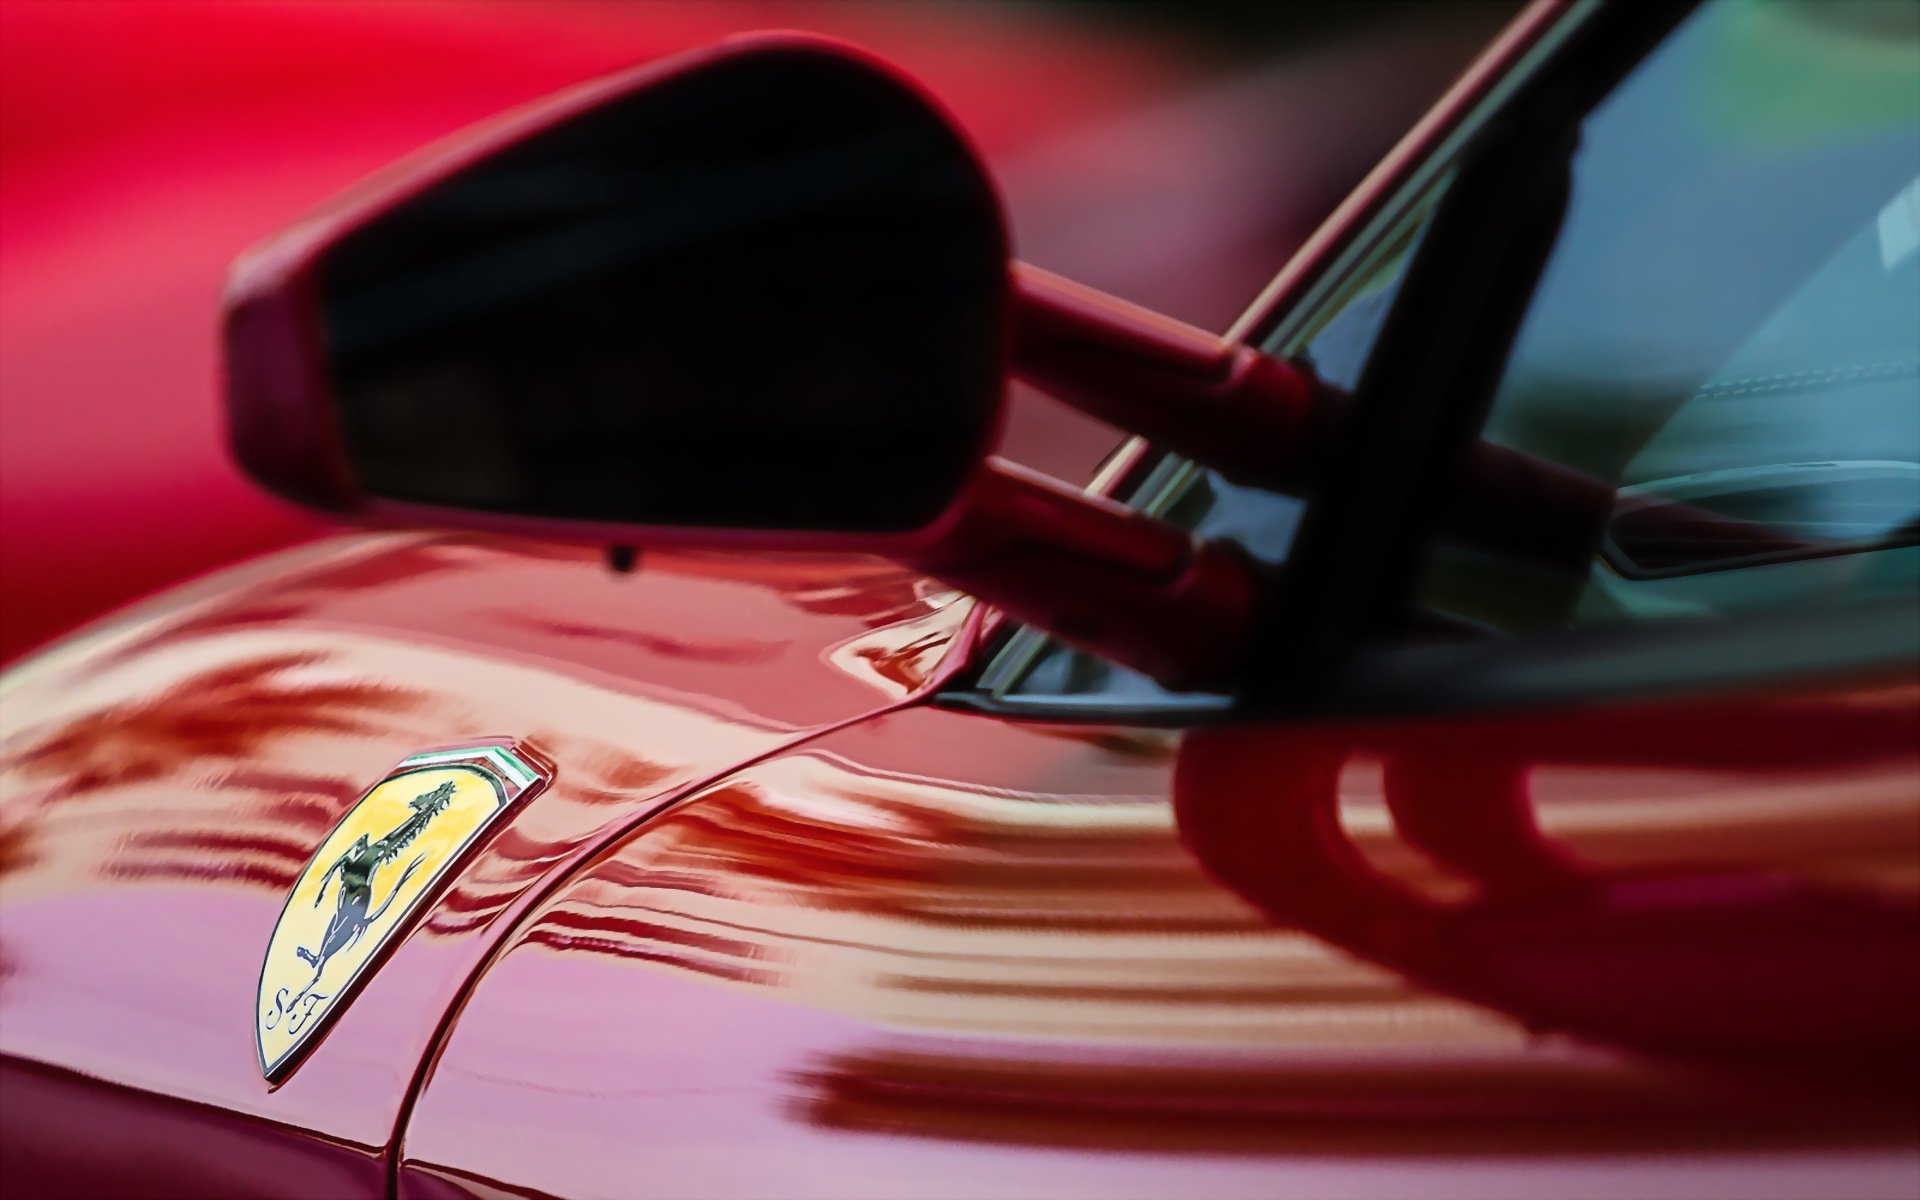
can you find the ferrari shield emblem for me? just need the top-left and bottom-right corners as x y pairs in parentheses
(256, 742), (551, 1079)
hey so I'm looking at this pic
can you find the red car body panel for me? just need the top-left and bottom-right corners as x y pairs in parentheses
(0, 534), (973, 1195)
(397, 697), (1918, 1199)
(1179, 674), (1920, 1090)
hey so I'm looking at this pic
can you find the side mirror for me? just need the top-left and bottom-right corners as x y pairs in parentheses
(223, 34), (1299, 691)
(225, 37), (1006, 538)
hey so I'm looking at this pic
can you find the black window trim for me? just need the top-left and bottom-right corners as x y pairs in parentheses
(941, 595), (1920, 725)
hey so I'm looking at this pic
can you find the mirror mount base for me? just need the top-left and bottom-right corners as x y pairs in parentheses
(913, 458), (1264, 694)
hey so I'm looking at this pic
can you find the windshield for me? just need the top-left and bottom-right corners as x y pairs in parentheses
(1420, 0), (1920, 631)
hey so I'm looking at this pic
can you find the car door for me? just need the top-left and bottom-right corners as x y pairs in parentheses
(395, 2), (1920, 1196)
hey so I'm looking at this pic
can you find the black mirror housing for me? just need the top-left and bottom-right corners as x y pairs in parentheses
(225, 34), (1008, 543)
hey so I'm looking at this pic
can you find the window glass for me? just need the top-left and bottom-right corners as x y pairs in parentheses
(988, 193), (1445, 704)
(1420, 0), (1920, 633)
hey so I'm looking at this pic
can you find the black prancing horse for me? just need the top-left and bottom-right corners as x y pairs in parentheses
(296, 779), (457, 981)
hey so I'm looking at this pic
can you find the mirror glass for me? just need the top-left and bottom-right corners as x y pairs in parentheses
(316, 44), (1007, 533)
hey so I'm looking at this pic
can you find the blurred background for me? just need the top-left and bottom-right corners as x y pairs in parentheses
(0, 0), (1518, 663)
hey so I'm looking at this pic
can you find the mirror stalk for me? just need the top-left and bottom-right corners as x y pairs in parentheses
(1013, 265), (1802, 585)
(1011, 264), (1324, 493)
(916, 459), (1263, 692)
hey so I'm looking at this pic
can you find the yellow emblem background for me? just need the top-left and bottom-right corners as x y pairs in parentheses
(257, 762), (509, 1077)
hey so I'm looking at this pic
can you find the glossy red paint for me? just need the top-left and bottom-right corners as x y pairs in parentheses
(7, 3), (1917, 1198)
(0, 532), (972, 1196)
(1176, 675), (1920, 1094)
(396, 704), (1920, 1199)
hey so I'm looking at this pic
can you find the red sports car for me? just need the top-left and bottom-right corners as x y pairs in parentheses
(3, 0), (1916, 1196)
